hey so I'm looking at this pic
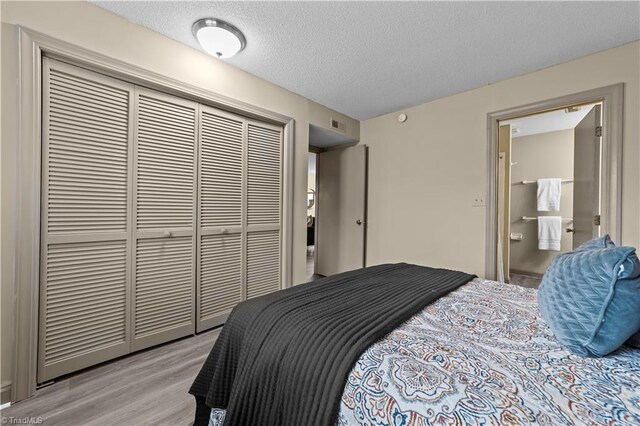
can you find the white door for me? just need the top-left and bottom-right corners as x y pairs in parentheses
(316, 145), (367, 277)
(572, 104), (602, 248)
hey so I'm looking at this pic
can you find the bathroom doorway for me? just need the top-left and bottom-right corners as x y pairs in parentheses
(486, 85), (623, 286)
(499, 102), (601, 287)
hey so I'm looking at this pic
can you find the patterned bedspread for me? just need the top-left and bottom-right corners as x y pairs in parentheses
(337, 278), (640, 425)
(209, 278), (640, 425)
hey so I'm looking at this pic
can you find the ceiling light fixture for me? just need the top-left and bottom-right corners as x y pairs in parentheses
(192, 18), (246, 59)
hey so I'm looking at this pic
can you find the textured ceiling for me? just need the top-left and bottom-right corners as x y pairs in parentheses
(503, 103), (599, 138)
(92, 1), (640, 120)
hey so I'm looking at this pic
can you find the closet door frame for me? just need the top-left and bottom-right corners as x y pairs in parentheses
(14, 28), (294, 402)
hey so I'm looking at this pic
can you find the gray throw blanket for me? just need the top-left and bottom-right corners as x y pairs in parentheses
(189, 263), (475, 426)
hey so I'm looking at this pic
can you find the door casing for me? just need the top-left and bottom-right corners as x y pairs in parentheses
(485, 84), (624, 280)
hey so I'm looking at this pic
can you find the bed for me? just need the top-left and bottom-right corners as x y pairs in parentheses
(191, 265), (640, 426)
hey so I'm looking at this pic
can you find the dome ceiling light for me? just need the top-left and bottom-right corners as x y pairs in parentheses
(192, 18), (246, 59)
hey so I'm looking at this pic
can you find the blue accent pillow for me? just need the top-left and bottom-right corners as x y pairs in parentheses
(538, 238), (640, 357)
(574, 234), (616, 252)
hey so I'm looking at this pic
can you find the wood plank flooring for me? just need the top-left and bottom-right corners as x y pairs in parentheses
(2, 328), (220, 426)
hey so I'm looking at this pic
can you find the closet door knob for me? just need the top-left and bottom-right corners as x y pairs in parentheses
(566, 228), (575, 234)
(164, 231), (172, 238)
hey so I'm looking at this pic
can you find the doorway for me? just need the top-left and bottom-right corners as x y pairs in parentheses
(486, 84), (623, 283)
(498, 102), (601, 287)
(306, 152), (319, 281)
(307, 124), (366, 281)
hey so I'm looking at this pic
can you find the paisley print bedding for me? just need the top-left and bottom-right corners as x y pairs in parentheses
(209, 278), (640, 425)
(338, 278), (640, 425)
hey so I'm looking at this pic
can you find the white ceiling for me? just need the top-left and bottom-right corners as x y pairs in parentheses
(503, 103), (599, 138)
(92, 1), (640, 121)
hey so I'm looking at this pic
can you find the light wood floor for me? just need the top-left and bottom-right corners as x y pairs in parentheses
(2, 328), (220, 426)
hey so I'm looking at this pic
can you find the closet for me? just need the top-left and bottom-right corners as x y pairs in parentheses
(38, 58), (283, 382)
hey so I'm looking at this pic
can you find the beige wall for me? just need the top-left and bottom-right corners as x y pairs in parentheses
(0, 1), (359, 399)
(509, 129), (574, 275)
(361, 41), (639, 276)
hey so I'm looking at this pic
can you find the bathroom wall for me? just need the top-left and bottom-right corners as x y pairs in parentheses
(509, 129), (574, 275)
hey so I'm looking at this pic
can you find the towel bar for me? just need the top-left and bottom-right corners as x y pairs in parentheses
(520, 179), (573, 184)
(522, 216), (573, 222)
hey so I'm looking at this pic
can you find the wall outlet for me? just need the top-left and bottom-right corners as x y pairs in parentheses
(472, 196), (486, 207)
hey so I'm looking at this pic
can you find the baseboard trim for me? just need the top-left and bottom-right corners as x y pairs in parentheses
(1, 381), (12, 404)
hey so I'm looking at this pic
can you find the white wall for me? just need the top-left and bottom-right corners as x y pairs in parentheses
(0, 0), (359, 400)
(510, 129), (574, 275)
(361, 41), (639, 276)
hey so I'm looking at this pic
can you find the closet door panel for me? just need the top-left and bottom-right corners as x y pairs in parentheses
(246, 122), (283, 299)
(200, 109), (244, 229)
(134, 237), (194, 344)
(247, 123), (282, 227)
(197, 107), (245, 331)
(136, 93), (196, 230)
(132, 88), (197, 351)
(46, 66), (130, 235)
(39, 59), (133, 382)
(42, 241), (128, 380)
(199, 233), (243, 329)
(246, 230), (281, 299)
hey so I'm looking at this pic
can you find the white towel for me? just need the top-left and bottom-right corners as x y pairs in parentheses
(537, 178), (562, 211)
(538, 216), (562, 251)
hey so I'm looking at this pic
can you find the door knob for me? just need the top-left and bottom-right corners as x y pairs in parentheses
(356, 219), (363, 225)
(566, 228), (575, 234)
(164, 231), (172, 238)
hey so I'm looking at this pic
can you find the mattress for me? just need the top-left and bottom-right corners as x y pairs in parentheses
(210, 278), (640, 425)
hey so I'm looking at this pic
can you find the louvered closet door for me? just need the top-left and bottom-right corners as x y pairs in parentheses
(197, 106), (245, 331)
(132, 88), (197, 351)
(39, 59), (134, 382)
(246, 121), (283, 299)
